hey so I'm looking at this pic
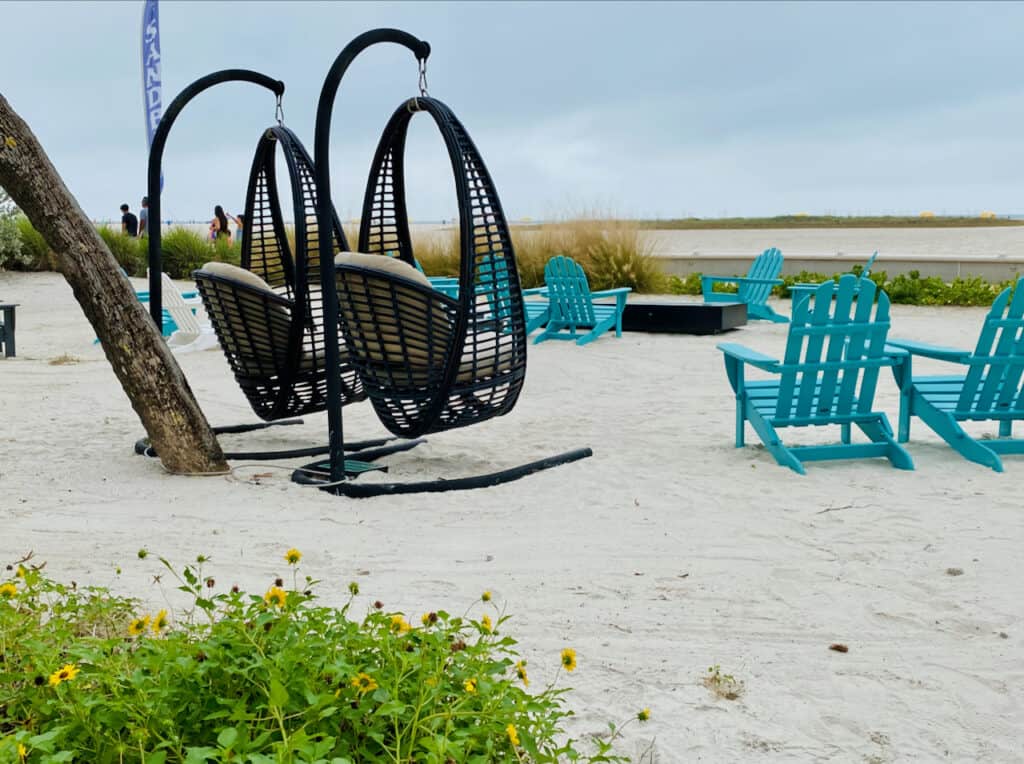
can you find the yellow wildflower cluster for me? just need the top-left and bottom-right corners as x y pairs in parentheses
(506, 723), (520, 746)
(481, 614), (493, 633)
(463, 677), (478, 694)
(264, 586), (287, 608)
(284, 548), (302, 565)
(390, 615), (411, 634)
(351, 672), (378, 695)
(0, 582), (16, 599)
(515, 660), (529, 687)
(48, 663), (79, 687)
(561, 647), (577, 672)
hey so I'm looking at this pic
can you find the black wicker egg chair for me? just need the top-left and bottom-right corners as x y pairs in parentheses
(334, 97), (527, 438)
(189, 126), (420, 465)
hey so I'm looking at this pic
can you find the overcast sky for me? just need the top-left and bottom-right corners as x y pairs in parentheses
(2, 1), (1023, 222)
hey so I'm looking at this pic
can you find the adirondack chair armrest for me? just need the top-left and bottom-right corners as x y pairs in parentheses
(703, 275), (783, 289)
(716, 342), (780, 372)
(521, 287), (549, 297)
(590, 287), (632, 298)
(885, 338), (971, 363)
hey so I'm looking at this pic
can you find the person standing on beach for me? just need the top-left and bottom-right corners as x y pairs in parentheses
(138, 196), (149, 238)
(120, 204), (138, 237)
(209, 205), (231, 242)
(230, 212), (245, 245)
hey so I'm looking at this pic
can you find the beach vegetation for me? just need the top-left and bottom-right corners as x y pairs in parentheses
(161, 226), (239, 279)
(97, 225), (146, 276)
(0, 552), (639, 763)
(0, 187), (26, 270)
(667, 268), (1016, 307)
(414, 218), (667, 292)
(703, 665), (744, 701)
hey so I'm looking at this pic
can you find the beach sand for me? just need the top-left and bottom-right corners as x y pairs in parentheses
(1, 270), (1022, 761)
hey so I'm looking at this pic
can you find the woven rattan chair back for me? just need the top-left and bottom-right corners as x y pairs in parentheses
(334, 97), (527, 437)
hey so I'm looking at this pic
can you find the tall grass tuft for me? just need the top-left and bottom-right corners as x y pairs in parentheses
(413, 218), (665, 291)
(97, 226), (145, 276)
(13, 216), (57, 271)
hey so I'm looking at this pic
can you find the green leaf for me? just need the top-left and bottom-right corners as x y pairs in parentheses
(216, 727), (238, 748)
(269, 678), (289, 708)
(145, 752), (168, 764)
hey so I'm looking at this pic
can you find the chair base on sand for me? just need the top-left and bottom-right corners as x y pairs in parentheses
(134, 419), (425, 462)
(735, 379), (913, 474)
(293, 447), (594, 497)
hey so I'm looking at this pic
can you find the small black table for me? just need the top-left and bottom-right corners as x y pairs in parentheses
(621, 301), (747, 335)
(0, 303), (18, 357)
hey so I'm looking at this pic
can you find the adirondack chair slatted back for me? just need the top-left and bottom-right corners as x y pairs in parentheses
(740, 247), (784, 306)
(958, 280), (1024, 416)
(775, 275), (890, 423)
(546, 256), (597, 327)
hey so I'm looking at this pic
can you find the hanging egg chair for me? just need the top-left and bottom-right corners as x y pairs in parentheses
(194, 125), (367, 422)
(333, 97), (527, 439)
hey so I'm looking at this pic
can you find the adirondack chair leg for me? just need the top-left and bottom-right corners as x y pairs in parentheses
(745, 406), (805, 474)
(840, 423), (851, 444)
(914, 396), (1004, 472)
(855, 418), (914, 471)
(999, 420), (1012, 438)
(575, 316), (618, 346)
(891, 356), (913, 443)
(735, 394), (746, 448)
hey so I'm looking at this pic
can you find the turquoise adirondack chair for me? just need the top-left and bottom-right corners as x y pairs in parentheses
(532, 255), (631, 346)
(888, 278), (1024, 471)
(702, 247), (786, 322)
(789, 251), (879, 306)
(717, 274), (913, 474)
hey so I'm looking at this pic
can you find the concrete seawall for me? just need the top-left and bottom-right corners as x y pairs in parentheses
(644, 226), (1024, 280)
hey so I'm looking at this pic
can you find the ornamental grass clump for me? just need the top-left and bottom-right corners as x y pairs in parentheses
(0, 553), (638, 763)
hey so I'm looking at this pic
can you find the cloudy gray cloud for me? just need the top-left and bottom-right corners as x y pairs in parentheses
(2, 1), (1022, 221)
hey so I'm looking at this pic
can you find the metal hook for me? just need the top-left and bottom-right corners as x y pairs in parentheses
(407, 97), (422, 114)
(275, 94), (285, 126)
(418, 58), (429, 98)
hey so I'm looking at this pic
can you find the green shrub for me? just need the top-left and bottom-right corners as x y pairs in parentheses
(0, 194), (23, 270)
(13, 216), (56, 271)
(0, 553), (642, 763)
(97, 225), (145, 276)
(161, 227), (215, 279)
(212, 235), (241, 268)
(666, 273), (702, 295)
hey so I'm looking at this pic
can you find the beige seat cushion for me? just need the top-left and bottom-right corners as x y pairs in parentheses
(197, 262), (295, 374)
(201, 261), (279, 294)
(334, 251), (433, 289)
(335, 251), (452, 383)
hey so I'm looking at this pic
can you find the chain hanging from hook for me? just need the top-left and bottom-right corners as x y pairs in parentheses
(275, 94), (285, 126)
(418, 58), (429, 98)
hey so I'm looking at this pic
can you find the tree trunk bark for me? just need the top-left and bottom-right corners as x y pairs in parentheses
(0, 93), (227, 474)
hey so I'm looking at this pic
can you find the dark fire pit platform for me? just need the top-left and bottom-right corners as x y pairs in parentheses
(621, 301), (747, 335)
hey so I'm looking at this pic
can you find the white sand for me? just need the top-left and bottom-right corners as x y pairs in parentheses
(1, 270), (1022, 761)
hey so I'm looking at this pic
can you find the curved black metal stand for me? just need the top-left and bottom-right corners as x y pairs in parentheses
(299, 448), (594, 497)
(313, 29), (431, 485)
(146, 70), (285, 327)
(304, 28), (594, 496)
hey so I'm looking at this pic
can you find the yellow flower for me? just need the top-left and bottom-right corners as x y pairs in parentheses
(638, 707), (651, 722)
(560, 647), (577, 672)
(0, 582), (16, 599)
(15, 566), (26, 579)
(128, 615), (151, 637)
(390, 614), (411, 634)
(284, 548), (302, 565)
(264, 586), (287, 608)
(481, 590), (492, 602)
(48, 663), (80, 687)
(506, 723), (520, 747)
(463, 677), (478, 694)
(18, 742), (27, 761)
(421, 612), (432, 626)
(152, 609), (168, 634)
(481, 614), (493, 633)
(351, 672), (378, 695)
(515, 660), (529, 687)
